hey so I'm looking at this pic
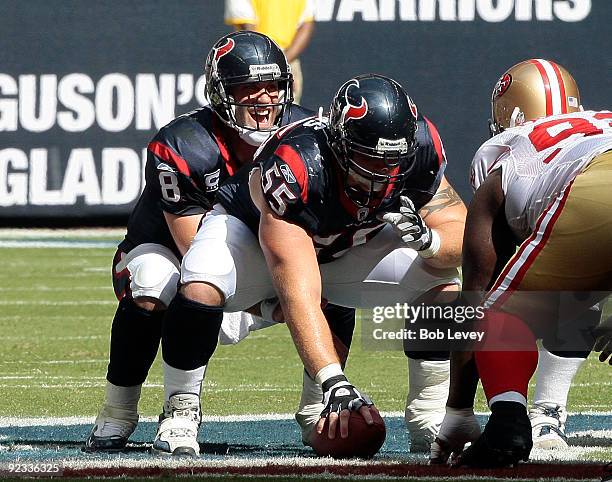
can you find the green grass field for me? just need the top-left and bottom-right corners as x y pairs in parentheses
(0, 233), (611, 481)
(0, 240), (609, 419)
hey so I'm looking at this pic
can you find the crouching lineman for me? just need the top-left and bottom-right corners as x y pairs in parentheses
(154, 74), (467, 456)
(84, 30), (313, 451)
(432, 62), (612, 467)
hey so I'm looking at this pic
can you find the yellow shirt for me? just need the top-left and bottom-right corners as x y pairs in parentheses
(225, 0), (314, 50)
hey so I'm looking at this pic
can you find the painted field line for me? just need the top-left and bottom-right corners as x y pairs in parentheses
(0, 359), (107, 365)
(0, 286), (109, 291)
(2, 412), (611, 427)
(0, 300), (115, 306)
(0, 335), (104, 341)
(0, 241), (117, 248)
(0, 228), (125, 237)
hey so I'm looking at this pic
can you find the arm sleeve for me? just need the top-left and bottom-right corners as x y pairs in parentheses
(224, 0), (256, 25)
(298, 0), (315, 24)
(402, 116), (447, 208)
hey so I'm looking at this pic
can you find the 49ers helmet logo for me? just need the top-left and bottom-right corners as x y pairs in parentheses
(340, 79), (368, 123)
(493, 73), (512, 99)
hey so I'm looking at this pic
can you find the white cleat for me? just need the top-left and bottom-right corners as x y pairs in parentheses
(84, 404), (138, 452)
(529, 403), (568, 449)
(152, 393), (201, 457)
(405, 359), (450, 453)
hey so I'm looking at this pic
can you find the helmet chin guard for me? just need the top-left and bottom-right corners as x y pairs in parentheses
(237, 126), (277, 146)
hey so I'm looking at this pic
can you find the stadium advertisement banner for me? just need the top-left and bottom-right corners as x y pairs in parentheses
(1, 0), (609, 223)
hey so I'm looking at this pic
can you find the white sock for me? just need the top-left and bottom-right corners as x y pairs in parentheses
(105, 382), (141, 412)
(533, 346), (585, 407)
(405, 359), (449, 428)
(489, 391), (527, 407)
(163, 362), (206, 402)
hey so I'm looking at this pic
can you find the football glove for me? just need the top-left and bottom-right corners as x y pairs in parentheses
(377, 196), (434, 252)
(593, 315), (612, 364)
(320, 375), (373, 417)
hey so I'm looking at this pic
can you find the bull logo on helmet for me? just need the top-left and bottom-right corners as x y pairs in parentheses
(493, 73), (512, 100)
(214, 37), (235, 62)
(407, 95), (418, 119)
(340, 79), (368, 124)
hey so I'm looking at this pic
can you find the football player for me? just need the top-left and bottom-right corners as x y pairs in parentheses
(84, 30), (313, 452)
(154, 74), (467, 456)
(486, 59), (599, 451)
(432, 60), (612, 467)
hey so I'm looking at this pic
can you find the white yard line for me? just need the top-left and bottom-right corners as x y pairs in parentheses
(0, 412), (610, 427)
(0, 241), (117, 248)
(0, 228), (125, 238)
(0, 300), (116, 305)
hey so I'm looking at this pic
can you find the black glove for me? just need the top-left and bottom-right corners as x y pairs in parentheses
(320, 375), (373, 417)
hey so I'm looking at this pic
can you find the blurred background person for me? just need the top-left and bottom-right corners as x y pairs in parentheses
(225, 0), (315, 104)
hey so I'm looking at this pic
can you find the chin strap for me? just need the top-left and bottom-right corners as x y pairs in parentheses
(237, 127), (276, 146)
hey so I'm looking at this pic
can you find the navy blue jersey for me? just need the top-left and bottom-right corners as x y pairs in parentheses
(119, 104), (312, 258)
(217, 114), (447, 263)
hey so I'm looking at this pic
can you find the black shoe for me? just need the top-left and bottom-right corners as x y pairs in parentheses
(82, 424), (130, 452)
(455, 401), (532, 468)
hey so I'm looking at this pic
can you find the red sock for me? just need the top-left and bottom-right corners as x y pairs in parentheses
(474, 311), (538, 403)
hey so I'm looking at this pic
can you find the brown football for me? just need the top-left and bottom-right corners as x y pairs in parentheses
(308, 410), (386, 458)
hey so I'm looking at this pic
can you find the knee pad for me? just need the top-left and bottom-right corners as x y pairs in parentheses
(115, 244), (180, 306)
(181, 241), (236, 301)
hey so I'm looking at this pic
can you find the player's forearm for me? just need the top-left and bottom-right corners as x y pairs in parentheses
(271, 267), (340, 376)
(421, 220), (464, 269)
(446, 350), (479, 409)
(284, 22), (314, 62)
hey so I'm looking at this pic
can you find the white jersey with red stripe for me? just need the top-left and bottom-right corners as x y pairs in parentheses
(471, 110), (612, 241)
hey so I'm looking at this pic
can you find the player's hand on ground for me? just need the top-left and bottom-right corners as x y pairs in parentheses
(593, 315), (612, 364)
(377, 196), (433, 251)
(430, 407), (482, 464)
(316, 375), (374, 439)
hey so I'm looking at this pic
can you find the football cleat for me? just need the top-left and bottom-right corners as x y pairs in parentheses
(529, 403), (568, 449)
(405, 359), (449, 453)
(83, 404), (138, 452)
(455, 401), (532, 468)
(152, 393), (201, 457)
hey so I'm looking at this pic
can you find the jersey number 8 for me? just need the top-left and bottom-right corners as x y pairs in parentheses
(159, 172), (181, 202)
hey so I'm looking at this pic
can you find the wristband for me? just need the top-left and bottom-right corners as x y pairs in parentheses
(314, 363), (344, 386)
(418, 229), (441, 259)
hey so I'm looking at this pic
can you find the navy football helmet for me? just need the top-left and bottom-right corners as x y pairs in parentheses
(204, 31), (293, 145)
(329, 74), (418, 208)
